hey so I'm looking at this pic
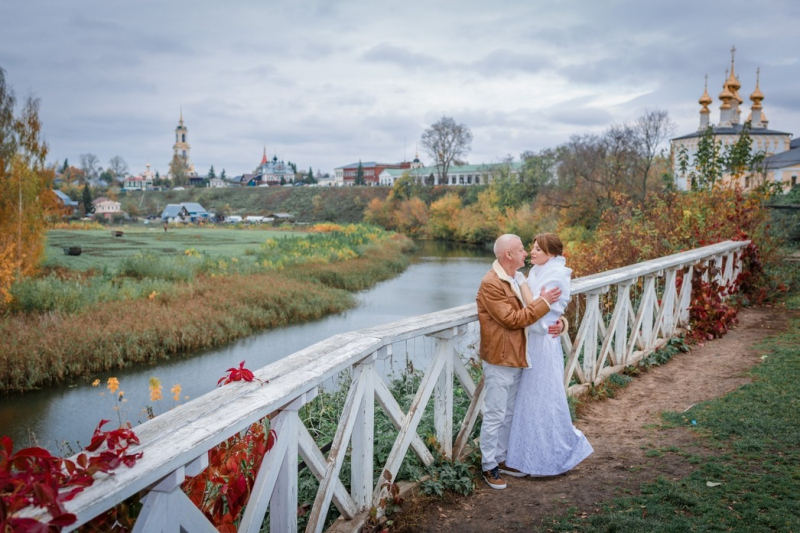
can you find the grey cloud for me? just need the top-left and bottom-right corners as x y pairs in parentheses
(362, 43), (445, 71)
(470, 49), (552, 76)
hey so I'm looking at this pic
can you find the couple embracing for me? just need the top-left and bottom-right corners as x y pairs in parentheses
(476, 233), (593, 489)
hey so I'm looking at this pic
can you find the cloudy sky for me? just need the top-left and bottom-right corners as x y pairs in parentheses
(1, 0), (798, 178)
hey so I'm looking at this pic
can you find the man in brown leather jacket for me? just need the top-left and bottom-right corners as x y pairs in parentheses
(477, 234), (563, 489)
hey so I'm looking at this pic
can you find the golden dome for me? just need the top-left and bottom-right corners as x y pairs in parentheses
(750, 68), (764, 102)
(699, 75), (712, 107)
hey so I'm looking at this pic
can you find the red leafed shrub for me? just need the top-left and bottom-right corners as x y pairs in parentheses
(182, 421), (277, 532)
(688, 262), (739, 341)
(0, 420), (142, 532)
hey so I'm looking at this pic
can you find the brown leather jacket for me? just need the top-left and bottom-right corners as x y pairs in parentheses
(476, 261), (551, 368)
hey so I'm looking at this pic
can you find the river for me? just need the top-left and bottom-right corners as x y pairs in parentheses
(0, 241), (494, 454)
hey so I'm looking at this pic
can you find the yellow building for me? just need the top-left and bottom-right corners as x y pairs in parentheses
(671, 48), (796, 191)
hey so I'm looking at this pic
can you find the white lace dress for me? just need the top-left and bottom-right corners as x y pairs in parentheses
(505, 256), (593, 476)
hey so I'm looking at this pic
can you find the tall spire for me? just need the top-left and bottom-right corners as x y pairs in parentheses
(179, 106), (184, 126)
(748, 67), (767, 128)
(261, 146), (268, 166)
(698, 74), (712, 130)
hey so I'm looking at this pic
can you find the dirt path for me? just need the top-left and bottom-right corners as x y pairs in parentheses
(404, 306), (798, 532)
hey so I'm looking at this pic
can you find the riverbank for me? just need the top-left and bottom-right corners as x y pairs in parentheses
(0, 228), (413, 393)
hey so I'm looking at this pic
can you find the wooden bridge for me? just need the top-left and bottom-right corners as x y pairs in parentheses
(23, 240), (749, 532)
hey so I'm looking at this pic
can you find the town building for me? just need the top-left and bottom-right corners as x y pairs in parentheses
(334, 160), (414, 186)
(671, 48), (795, 191)
(52, 190), (79, 216)
(92, 197), (123, 219)
(123, 163), (156, 191)
(232, 149), (295, 186)
(160, 202), (209, 223)
(379, 161), (523, 187)
(208, 177), (229, 188)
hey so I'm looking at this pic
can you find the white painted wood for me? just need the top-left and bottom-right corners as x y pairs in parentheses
(453, 375), (485, 459)
(372, 345), (447, 502)
(678, 265), (693, 326)
(583, 292), (600, 380)
(434, 337), (454, 458)
(640, 276), (656, 350)
(238, 410), (293, 533)
(373, 378), (435, 466)
(613, 283), (633, 366)
(296, 423), (358, 519)
(452, 354), (477, 399)
(306, 365), (368, 533)
(24, 240), (747, 533)
(272, 413), (298, 533)
(351, 359), (375, 510)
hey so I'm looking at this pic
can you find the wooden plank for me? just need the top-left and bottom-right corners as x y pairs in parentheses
(351, 359), (376, 510)
(271, 413), (299, 533)
(452, 354), (477, 399)
(373, 377), (435, 466)
(453, 375), (485, 459)
(372, 346), (446, 502)
(434, 338), (454, 458)
(306, 364), (368, 533)
(296, 423), (358, 519)
(238, 410), (293, 533)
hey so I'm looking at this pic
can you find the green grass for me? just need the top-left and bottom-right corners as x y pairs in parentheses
(43, 227), (303, 272)
(548, 318), (800, 532)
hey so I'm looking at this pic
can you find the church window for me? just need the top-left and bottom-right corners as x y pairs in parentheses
(475, 176), (480, 184)
(467, 176), (472, 184)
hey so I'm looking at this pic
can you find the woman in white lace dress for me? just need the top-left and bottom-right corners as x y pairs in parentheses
(505, 233), (593, 476)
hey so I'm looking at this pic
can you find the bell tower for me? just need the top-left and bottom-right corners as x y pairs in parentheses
(173, 108), (191, 163)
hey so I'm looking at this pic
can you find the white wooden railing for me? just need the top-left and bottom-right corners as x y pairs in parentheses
(23, 240), (749, 532)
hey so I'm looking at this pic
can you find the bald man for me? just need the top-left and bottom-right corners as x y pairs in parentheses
(476, 234), (563, 489)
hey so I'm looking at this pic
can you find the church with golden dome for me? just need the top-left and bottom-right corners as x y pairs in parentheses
(671, 47), (798, 191)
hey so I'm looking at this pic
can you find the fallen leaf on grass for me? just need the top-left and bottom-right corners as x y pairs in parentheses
(706, 481), (722, 487)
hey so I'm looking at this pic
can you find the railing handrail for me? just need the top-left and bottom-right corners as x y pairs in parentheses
(22, 239), (750, 529)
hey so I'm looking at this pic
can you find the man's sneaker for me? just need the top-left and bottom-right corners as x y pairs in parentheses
(483, 467), (507, 489)
(498, 461), (527, 478)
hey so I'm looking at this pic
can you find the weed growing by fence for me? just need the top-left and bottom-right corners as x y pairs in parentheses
(295, 359), (481, 530)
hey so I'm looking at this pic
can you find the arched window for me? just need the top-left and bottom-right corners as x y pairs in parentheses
(182, 134), (186, 142)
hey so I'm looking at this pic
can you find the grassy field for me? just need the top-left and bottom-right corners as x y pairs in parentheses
(2, 225), (414, 392)
(43, 226), (303, 272)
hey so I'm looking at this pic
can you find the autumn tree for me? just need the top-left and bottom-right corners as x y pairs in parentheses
(421, 116), (473, 186)
(169, 154), (189, 186)
(634, 109), (675, 202)
(0, 67), (51, 305)
(108, 155), (128, 182)
(79, 153), (100, 181)
(488, 158), (525, 211)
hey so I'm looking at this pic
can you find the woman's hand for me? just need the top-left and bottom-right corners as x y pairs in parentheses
(539, 286), (561, 305)
(547, 319), (564, 338)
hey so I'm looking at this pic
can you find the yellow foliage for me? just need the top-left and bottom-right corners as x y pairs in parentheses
(0, 74), (52, 309)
